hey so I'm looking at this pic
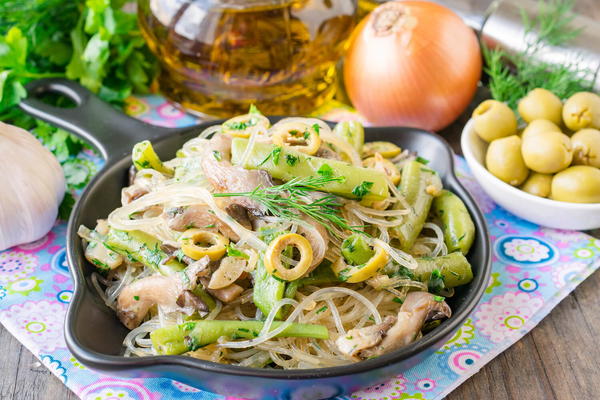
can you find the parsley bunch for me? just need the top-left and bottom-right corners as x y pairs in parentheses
(0, 0), (158, 216)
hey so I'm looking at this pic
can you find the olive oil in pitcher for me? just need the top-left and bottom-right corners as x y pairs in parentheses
(138, 0), (356, 117)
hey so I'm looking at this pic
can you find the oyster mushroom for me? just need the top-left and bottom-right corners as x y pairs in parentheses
(116, 257), (210, 329)
(336, 292), (451, 359)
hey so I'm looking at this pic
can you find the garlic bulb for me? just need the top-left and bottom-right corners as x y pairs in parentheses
(0, 122), (65, 251)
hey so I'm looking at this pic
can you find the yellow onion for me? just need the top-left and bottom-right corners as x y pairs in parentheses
(344, 0), (481, 131)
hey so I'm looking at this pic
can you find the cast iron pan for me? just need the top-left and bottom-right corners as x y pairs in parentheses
(20, 78), (491, 400)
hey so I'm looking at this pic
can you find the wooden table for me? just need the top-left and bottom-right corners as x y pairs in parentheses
(2, 1), (600, 399)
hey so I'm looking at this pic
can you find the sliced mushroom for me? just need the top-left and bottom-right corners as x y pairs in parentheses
(297, 213), (329, 271)
(201, 277), (244, 303)
(208, 256), (246, 289)
(336, 292), (451, 359)
(359, 292), (451, 359)
(224, 203), (253, 231)
(200, 134), (272, 212)
(162, 204), (241, 241)
(116, 257), (210, 329)
(335, 316), (396, 358)
(121, 184), (148, 205)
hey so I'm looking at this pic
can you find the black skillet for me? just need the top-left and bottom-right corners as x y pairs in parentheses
(20, 78), (491, 400)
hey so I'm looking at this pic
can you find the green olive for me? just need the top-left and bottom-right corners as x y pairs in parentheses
(521, 119), (561, 141)
(520, 173), (553, 198)
(361, 141), (402, 159)
(472, 100), (518, 142)
(562, 92), (600, 131)
(571, 128), (600, 168)
(485, 135), (529, 186)
(518, 88), (563, 125)
(521, 130), (573, 174)
(551, 166), (600, 203)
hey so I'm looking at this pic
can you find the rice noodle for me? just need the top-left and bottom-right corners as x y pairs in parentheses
(219, 287), (382, 349)
(372, 238), (418, 270)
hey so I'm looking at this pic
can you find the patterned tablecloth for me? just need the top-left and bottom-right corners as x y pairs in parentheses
(1, 95), (599, 400)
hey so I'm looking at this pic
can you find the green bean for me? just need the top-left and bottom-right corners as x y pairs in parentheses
(333, 121), (364, 152)
(284, 261), (339, 299)
(104, 229), (216, 310)
(230, 138), (389, 202)
(390, 160), (442, 251)
(341, 234), (374, 265)
(432, 190), (475, 254)
(132, 140), (173, 175)
(105, 229), (183, 275)
(414, 252), (473, 288)
(253, 259), (286, 319)
(151, 320), (329, 355)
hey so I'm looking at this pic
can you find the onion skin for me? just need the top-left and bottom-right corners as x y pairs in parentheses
(344, 0), (482, 131)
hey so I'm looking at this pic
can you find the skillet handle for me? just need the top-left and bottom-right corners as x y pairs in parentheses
(19, 78), (174, 162)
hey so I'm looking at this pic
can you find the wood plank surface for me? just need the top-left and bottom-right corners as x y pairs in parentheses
(1, 1), (600, 399)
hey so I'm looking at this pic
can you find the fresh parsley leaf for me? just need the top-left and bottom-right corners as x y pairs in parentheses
(258, 146), (282, 166)
(317, 163), (334, 178)
(58, 192), (76, 220)
(352, 181), (374, 199)
(415, 156), (429, 165)
(226, 243), (249, 260)
(212, 150), (222, 161)
(285, 154), (299, 166)
(312, 123), (320, 134)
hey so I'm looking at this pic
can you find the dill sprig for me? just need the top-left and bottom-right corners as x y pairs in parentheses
(484, 0), (595, 110)
(213, 176), (359, 237)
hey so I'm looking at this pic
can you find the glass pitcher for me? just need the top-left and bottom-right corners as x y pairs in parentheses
(138, 0), (357, 118)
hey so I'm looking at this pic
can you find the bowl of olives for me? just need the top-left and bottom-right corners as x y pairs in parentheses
(461, 88), (600, 230)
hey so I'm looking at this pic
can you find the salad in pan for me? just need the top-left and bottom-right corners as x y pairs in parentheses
(78, 107), (475, 369)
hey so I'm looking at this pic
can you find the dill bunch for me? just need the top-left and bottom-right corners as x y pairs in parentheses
(213, 176), (359, 237)
(484, 0), (596, 110)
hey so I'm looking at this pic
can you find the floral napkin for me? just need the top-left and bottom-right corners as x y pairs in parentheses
(0, 95), (598, 400)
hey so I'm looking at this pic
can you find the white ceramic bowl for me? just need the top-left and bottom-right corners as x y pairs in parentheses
(461, 119), (600, 230)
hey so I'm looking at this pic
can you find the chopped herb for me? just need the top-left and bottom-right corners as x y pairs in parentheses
(393, 297), (404, 304)
(390, 266), (415, 280)
(184, 223), (196, 230)
(212, 150), (222, 161)
(428, 269), (445, 294)
(316, 306), (328, 314)
(237, 328), (250, 333)
(173, 249), (186, 262)
(416, 156), (429, 165)
(289, 129), (300, 137)
(204, 224), (216, 229)
(317, 163), (334, 178)
(346, 335), (353, 340)
(312, 123), (320, 134)
(433, 295), (445, 302)
(226, 118), (257, 131)
(285, 154), (299, 166)
(258, 146), (282, 166)
(352, 181), (374, 199)
(226, 243), (249, 260)
(133, 295), (140, 301)
(91, 258), (109, 270)
(303, 130), (310, 140)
